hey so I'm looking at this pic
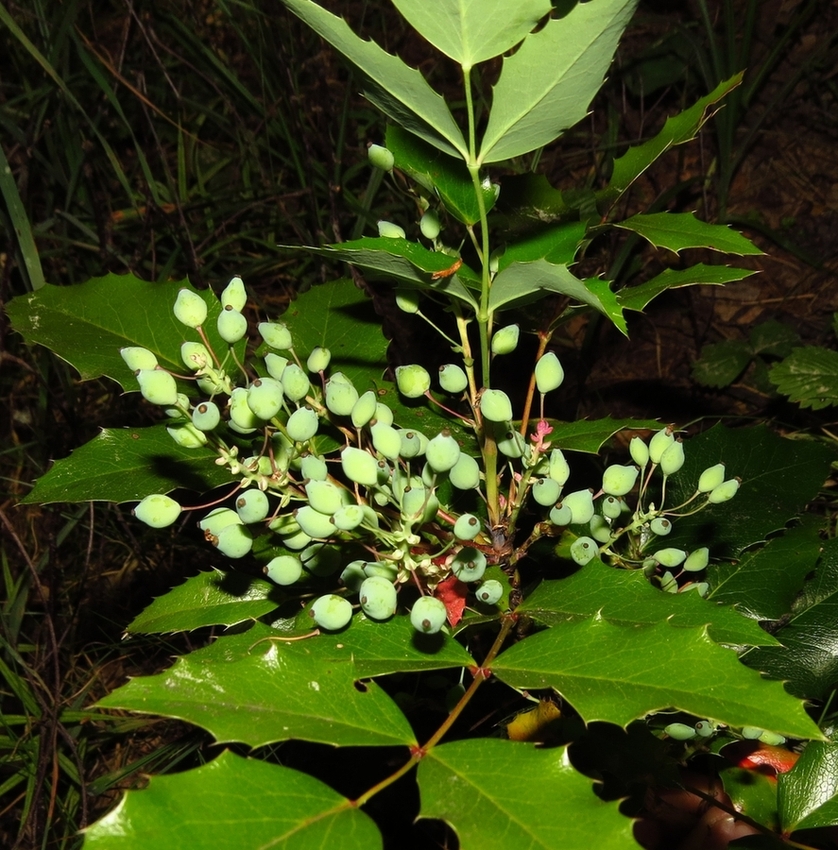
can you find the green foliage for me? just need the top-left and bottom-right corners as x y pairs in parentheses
(7, 1), (838, 847)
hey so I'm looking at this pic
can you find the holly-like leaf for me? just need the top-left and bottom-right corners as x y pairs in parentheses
(692, 339), (753, 388)
(614, 212), (762, 255)
(479, 0), (639, 163)
(769, 346), (838, 410)
(721, 767), (780, 832)
(5, 274), (235, 393)
(665, 424), (835, 558)
(518, 560), (779, 647)
(778, 740), (838, 832)
(496, 221), (587, 271)
(22, 425), (233, 505)
(83, 750), (382, 850)
(488, 260), (626, 334)
(279, 0), (467, 159)
(547, 416), (662, 454)
(618, 264), (756, 313)
(126, 570), (279, 634)
(97, 628), (417, 748)
(492, 618), (822, 738)
(390, 0), (551, 68)
(417, 740), (634, 850)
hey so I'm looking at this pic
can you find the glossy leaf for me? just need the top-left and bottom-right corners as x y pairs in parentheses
(496, 221), (587, 271)
(770, 346), (838, 410)
(488, 260), (626, 333)
(279, 0), (467, 158)
(126, 570), (279, 634)
(519, 560), (779, 647)
(83, 750), (381, 849)
(492, 618), (822, 738)
(665, 424), (835, 558)
(479, 0), (638, 163)
(97, 628), (417, 748)
(546, 416), (662, 454)
(22, 425), (232, 504)
(417, 740), (633, 849)
(721, 768), (779, 832)
(778, 740), (838, 832)
(618, 264), (756, 313)
(614, 212), (762, 255)
(390, 0), (551, 67)
(5, 274), (234, 393)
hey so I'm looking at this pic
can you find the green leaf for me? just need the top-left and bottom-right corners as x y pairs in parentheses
(496, 221), (587, 271)
(281, 279), (388, 389)
(518, 560), (778, 647)
(707, 515), (824, 621)
(22, 425), (233, 505)
(692, 339), (753, 388)
(546, 416), (662, 454)
(666, 424), (835, 559)
(779, 740), (838, 832)
(489, 260), (626, 334)
(279, 0), (467, 159)
(618, 264), (757, 313)
(721, 767), (779, 832)
(97, 628), (417, 748)
(479, 0), (639, 163)
(599, 74), (743, 209)
(417, 740), (633, 850)
(492, 618), (822, 738)
(126, 570), (279, 634)
(83, 750), (381, 850)
(5, 274), (234, 393)
(749, 319), (800, 358)
(390, 0), (551, 67)
(614, 212), (763, 255)
(769, 347), (838, 410)
(386, 124), (488, 225)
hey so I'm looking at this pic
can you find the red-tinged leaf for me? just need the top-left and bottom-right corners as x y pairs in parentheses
(436, 575), (469, 627)
(723, 740), (800, 779)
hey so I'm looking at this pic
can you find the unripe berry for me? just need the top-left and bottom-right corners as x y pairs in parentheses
(454, 513), (481, 541)
(368, 143), (394, 171)
(396, 364), (431, 398)
(133, 494), (181, 528)
(401, 486), (438, 524)
(694, 721), (716, 738)
(449, 453), (480, 490)
(758, 730), (786, 746)
(214, 523), (253, 558)
(286, 406), (319, 442)
(359, 575), (397, 620)
(309, 594), (353, 631)
(629, 436), (649, 467)
(742, 726), (763, 740)
(192, 401), (221, 432)
(491, 324), (519, 356)
(450, 548), (487, 582)
(698, 463), (726, 493)
(438, 363), (468, 394)
(425, 430), (461, 473)
(121, 346), (158, 372)
(341, 446), (378, 487)
(660, 571), (678, 593)
(247, 377), (284, 420)
(649, 516), (672, 536)
(589, 514), (611, 544)
(531, 477), (561, 507)
(305, 480), (344, 516)
(395, 289), (421, 314)
(373, 402), (394, 426)
(601, 464), (638, 497)
(480, 389), (513, 422)
(264, 554), (303, 586)
(601, 496), (622, 520)
(332, 504), (366, 531)
(548, 450), (570, 487)
(258, 322), (293, 350)
(371, 422), (402, 460)
(497, 428), (526, 459)
(570, 536), (598, 565)
(301, 543), (342, 577)
(307, 346), (331, 373)
(549, 503), (573, 526)
(236, 489), (270, 524)
(363, 560), (397, 581)
(200, 507), (241, 536)
(229, 387), (260, 432)
(649, 426), (675, 464)
(660, 440), (685, 476)
(295, 505), (336, 539)
(419, 210), (441, 240)
(221, 275), (246, 311)
(173, 288), (207, 328)
(340, 560), (368, 592)
(137, 369), (178, 406)
(377, 220), (406, 239)
(181, 341), (211, 371)
(399, 430), (425, 459)
(167, 423), (207, 448)
(665, 723), (697, 741)
(325, 373), (359, 416)
(683, 547), (709, 572)
(351, 390), (377, 429)
(217, 306), (247, 344)
(475, 580), (503, 606)
(534, 352), (564, 394)
(653, 548), (687, 568)
(301, 454), (328, 482)
(562, 489), (595, 525)
(281, 363), (311, 401)
(264, 353), (288, 381)
(708, 478), (740, 504)
(410, 596), (447, 634)
(165, 393), (190, 420)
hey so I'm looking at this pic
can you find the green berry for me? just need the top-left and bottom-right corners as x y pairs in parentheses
(410, 596), (447, 634)
(534, 352), (564, 394)
(549, 503), (572, 526)
(562, 489), (594, 525)
(217, 306), (247, 344)
(258, 322), (292, 350)
(377, 220), (405, 239)
(649, 517), (672, 536)
(708, 478), (740, 504)
(601, 496), (622, 520)
(654, 548), (687, 568)
(247, 377), (284, 420)
(665, 723), (697, 741)
(758, 730), (786, 746)
(341, 446), (378, 487)
(438, 363), (468, 394)
(325, 374), (359, 416)
(214, 523), (253, 558)
(475, 580), (503, 606)
(491, 324), (519, 356)
(121, 346), (158, 372)
(449, 453), (480, 490)
(309, 594), (353, 631)
(332, 504), (365, 531)
(192, 401), (221, 431)
(649, 426), (675, 464)
(301, 454), (328, 482)
(401, 486), (438, 524)
(683, 547), (709, 572)
(395, 289), (421, 314)
(454, 513), (481, 541)
(229, 387), (260, 432)
(570, 536), (598, 565)
(742, 726), (763, 740)
(601, 464), (638, 497)
(396, 364), (431, 398)
(133, 494), (181, 528)
(165, 392), (190, 420)
(548, 450), (570, 486)
(450, 548), (487, 582)
(181, 341), (211, 371)
(660, 440), (685, 476)
(589, 514), (611, 544)
(359, 575), (397, 620)
(399, 430), (425, 459)
(531, 477), (561, 507)
(363, 560), (397, 581)
(480, 388), (512, 422)
(368, 143), (394, 171)
(264, 554), (303, 586)
(236, 489), (270, 524)
(301, 544), (343, 577)
(199, 507), (241, 536)
(166, 423), (207, 448)
(279, 363), (309, 401)
(286, 406), (319, 442)
(221, 275), (246, 311)
(137, 369), (178, 406)
(659, 571), (678, 593)
(351, 390), (377, 429)
(264, 353), (289, 381)
(340, 560), (368, 592)
(419, 210), (441, 240)
(497, 428), (526, 459)
(295, 505), (336, 539)
(371, 422), (402, 460)
(425, 430), (460, 473)
(307, 346), (331, 374)
(698, 463), (726, 493)
(694, 721), (716, 738)
(373, 402), (394, 426)
(173, 288), (207, 328)
(629, 436), (649, 467)
(305, 480), (344, 516)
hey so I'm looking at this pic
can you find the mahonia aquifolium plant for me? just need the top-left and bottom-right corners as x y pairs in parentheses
(130, 276), (741, 634)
